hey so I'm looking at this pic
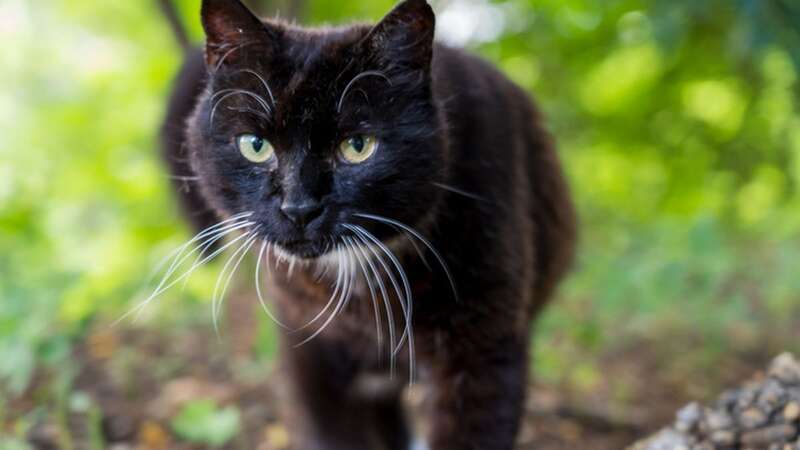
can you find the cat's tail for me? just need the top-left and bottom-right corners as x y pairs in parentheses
(157, 0), (192, 53)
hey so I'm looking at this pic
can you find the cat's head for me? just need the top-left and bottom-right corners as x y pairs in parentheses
(186, 0), (446, 259)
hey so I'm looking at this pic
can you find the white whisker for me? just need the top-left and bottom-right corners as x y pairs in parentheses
(179, 220), (255, 290)
(354, 213), (459, 302)
(212, 229), (258, 337)
(337, 70), (392, 113)
(294, 239), (354, 347)
(346, 235), (383, 359)
(210, 89), (272, 127)
(349, 233), (397, 375)
(115, 228), (254, 327)
(347, 224), (415, 383)
(235, 69), (276, 107)
(255, 240), (291, 330)
(115, 215), (254, 326)
(431, 181), (490, 204)
(294, 244), (344, 332)
(151, 213), (254, 295)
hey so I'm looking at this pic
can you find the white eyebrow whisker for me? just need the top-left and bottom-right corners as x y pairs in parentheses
(337, 70), (393, 113)
(236, 68), (277, 107)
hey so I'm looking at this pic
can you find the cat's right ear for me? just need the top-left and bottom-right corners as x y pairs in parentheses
(201, 0), (277, 69)
(363, 0), (435, 72)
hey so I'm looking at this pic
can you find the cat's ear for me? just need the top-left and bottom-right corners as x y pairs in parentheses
(201, 0), (277, 68)
(364, 0), (435, 71)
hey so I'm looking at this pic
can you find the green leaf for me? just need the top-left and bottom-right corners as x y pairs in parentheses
(170, 399), (241, 447)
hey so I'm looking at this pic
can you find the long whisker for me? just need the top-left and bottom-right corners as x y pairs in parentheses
(347, 226), (410, 351)
(294, 243), (344, 332)
(294, 239), (354, 347)
(211, 229), (258, 336)
(431, 182), (491, 204)
(217, 229), (261, 319)
(219, 232), (260, 318)
(349, 232), (397, 375)
(210, 89), (272, 126)
(147, 219), (247, 296)
(165, 220), (255, 293)
(400, 231), (431, 271)
(337, 70), (392, 113)
(354, 213), (459, 303)
(114, 228), (253, 327)
(116, 217), (253, 325)
(179, 220), (255, 290)
(150, 212), (253, 292)
(347, 224), (415, 384)
(211, 40), (259, 72)
(346, 236), (383, 359)
(235, 69), (276, 107)
(255, 240), (291, 330)
(342, 243), (358, 311)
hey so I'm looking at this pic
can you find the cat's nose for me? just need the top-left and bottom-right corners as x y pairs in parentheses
(280, 200), (323, 227)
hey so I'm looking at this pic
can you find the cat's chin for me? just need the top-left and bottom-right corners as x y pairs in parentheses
(271, 239), (329, 260)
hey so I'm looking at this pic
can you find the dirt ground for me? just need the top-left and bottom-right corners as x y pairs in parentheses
(5, 293), (780, 450)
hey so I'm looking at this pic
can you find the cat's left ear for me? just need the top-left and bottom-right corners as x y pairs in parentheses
(364, 0), (435, 71)
(201, 0), (278, 68)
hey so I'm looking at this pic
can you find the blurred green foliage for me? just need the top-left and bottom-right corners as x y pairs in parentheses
(171, 400), (241, 446)
(1, 0), (799, 400)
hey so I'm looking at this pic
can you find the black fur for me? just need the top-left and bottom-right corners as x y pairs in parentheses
(160, 1), (577, 449)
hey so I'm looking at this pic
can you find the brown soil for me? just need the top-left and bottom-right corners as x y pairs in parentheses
(6, 292), (783, 450)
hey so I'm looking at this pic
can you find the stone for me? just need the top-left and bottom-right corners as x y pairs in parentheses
(770, 354), (800, 385)
(709, 429), (736, 446)
(705, 410), (734, 430)
(741, 424), (797, 447)
(629, 354), (800, 450)
(740, 407), (769, 429)
(760, 379), (789, 410)
(784, 402), (800, 422)
(676, 402), (703, 433)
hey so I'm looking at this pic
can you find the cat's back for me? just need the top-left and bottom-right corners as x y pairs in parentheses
(430, 44), (576, 305)
(430, 43), (545, 159)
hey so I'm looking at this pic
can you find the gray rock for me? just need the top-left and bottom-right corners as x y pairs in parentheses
(676, 403), (703, 433)
(770, 354), (800, 385)
(629, 354), (800, 450)
(741, 424), (797, 447)
(705, 410), (734, 431)
(759, 379), (789, 410)
(740, 407), (769, 429)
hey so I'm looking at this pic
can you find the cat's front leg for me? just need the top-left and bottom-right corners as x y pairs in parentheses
(281, 335), (413, 450)
(280, 337), (372, 450)
(425, 336), (529, 450)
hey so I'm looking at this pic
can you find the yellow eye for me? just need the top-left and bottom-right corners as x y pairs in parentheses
(237, 134), (274, 163)
(338, 135), (378, 164)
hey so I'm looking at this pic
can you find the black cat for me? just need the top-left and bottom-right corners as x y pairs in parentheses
(159, 0), (576, 449)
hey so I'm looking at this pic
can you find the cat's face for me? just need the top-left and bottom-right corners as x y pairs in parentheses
(186, 0), (445, 258)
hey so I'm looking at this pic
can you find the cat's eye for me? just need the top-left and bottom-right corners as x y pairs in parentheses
(237, 134), (274, 163)
(338, 135), (378, 164)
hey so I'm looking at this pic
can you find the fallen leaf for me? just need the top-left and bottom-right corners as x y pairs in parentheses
(138, 420), (170, 450)
(264, 423), (290, 449)
(87, 329), (119, 360)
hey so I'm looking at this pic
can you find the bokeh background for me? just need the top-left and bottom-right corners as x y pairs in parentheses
(2, 0), (800, 449)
